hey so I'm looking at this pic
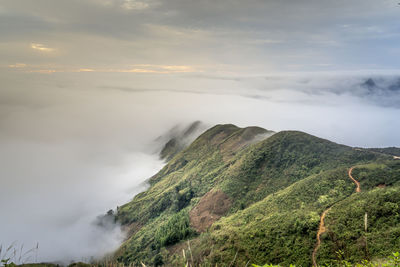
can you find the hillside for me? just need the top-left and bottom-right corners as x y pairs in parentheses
(156, 121), (208, 161)
(367, 147), (400, 158)
(113, 124), (399, 266)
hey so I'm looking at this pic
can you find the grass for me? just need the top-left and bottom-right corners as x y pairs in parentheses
(0, 243), (40, 266)
(110, 125), (400, 266)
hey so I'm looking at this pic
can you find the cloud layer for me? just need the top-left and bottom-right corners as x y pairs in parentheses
(0, 0), (399, 263)
(1, 0), (400, 72)
(1, 68), (400, 262)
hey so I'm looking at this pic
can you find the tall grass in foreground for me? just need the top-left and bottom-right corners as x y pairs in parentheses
(0, 243), (39, 266)
(134, 251), (400, 267)
(1, 242), (399, 267)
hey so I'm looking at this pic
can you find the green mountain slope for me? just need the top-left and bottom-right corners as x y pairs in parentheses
(113, 124), (399, 266)
(367, 147), (400, 157)
(158, 121), (207, 161)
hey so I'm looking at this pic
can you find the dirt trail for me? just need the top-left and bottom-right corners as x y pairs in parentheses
(312, 167), (361, 266)
(348, 167), (361, 193)
(312, 208), (331, 267)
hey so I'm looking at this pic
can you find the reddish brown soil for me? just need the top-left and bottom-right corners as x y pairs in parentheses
(348, 167), (361, 193)
(312, 208), (331, 267)
(189, 189), (232, 232)
(312, 167), (362, 266)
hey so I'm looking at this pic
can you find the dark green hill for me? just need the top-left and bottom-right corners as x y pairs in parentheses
(113, 124), (399, 267)
(367, 147), (400, 157)
(218, 130), (377, 211)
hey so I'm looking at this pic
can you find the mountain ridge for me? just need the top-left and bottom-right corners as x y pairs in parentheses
(113, 123), (400, 266)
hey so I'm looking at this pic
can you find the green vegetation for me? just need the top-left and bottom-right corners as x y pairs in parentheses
(113, 124), (399, 266)
(367, 147), (400, 157)
(3, 252), (400, 267)
(318, 183), (400, 265)
(352, 161), (400, 190)
(154, 209), (195, 247)
(252, 251), (400, 266)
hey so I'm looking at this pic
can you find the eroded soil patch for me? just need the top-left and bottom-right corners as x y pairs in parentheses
(190, 189), (232, 232)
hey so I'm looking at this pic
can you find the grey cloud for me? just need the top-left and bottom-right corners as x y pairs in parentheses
(2, 0), (398, 39)
(258, 74), (400, 108)
(1, 1), (400, 263)
(1, 0), (399, 71)
(98, 84), (250, 98)
(0, 12), (54, 40)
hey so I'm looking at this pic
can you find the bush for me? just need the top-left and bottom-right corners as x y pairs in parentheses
(155, 209), (195, 247)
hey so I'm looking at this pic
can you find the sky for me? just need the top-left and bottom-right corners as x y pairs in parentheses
(0, 0), (400, 264)
(1, 0), (400, 73)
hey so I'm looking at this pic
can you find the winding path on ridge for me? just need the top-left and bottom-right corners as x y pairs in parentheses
(312, 167), (361, 266)
(348, 167), (361, 193)
(312, 207), (331, 267)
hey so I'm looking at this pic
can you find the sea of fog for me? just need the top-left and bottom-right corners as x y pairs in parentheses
(1, 71), (399, 263)
(0, 140), (165, 263)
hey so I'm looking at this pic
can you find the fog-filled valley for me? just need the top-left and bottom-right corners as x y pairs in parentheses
(1, 70), (400, 263)
(1, 0), (400, 265)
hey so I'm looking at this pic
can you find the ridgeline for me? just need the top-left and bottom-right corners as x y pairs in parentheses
(113, 124), (400, 266)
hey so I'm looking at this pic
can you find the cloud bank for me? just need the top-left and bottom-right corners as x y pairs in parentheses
(0, 69), (399, 262)
(0, 0), (399, 263)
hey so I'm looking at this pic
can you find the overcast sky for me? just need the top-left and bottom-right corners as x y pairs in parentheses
(1, 0), (400, 263)
(1, 0), (400, 73)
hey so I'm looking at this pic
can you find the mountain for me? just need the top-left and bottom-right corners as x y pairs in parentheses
(154, 121), (209, 161)
(114, 124), (400, 266)
(366, 147), (400, 157)
(361, 78), (377, 90)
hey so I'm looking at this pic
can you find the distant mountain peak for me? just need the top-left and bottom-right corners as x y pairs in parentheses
(361, 78), (377, 89)
(158, 121), (208, 161)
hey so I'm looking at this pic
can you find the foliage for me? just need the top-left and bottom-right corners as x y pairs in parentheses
(318, 185), (400, 265)
(1, 259), (16, 267)
(367, 147), (400, 157)
(113, 124), (399, 266)
(155, 209), (195, 247)
(352, 161), (400, 190)
(250, 251), (400, 267)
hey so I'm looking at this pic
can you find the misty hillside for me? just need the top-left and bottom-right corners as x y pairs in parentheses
(112, 124), (400, 266)
(3, 0), (400, 266)
(157, 121), (208, 161)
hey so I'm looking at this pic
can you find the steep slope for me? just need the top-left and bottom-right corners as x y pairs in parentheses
(158, 121), (208, 161)
(216, 130), (377, 211)
(113, 124), (397, 266)
(316, 161), (400, 265)
(185, 167), (356, 266)
(116, 124), (271, 225)
(115, 124), (274, 265)
(177, 164), (400, 266)
(167, 161), (400, 267)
